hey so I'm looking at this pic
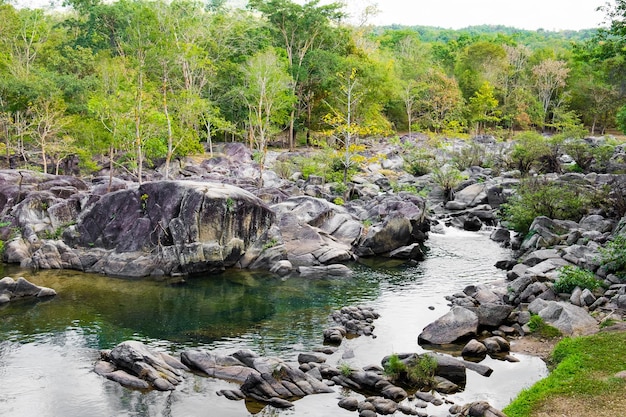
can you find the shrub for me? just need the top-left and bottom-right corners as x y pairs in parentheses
(451, 142), (492, 171)
(553, 266), (601, 294)
(403, 147), (434, 176)
(407, 354), (438, 386)
(509, 131), (551, 175)
(383, 353), (406, 380)
(499, 178), (595, 235)
(599, 234), (626, 279)
(432, 165), (465, 202)
(383, 353), (437, 387)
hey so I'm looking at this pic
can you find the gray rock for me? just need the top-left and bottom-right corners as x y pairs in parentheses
(461, 339), (487, 357)
(490, 228), (510, 244)
(418, 306), (479, 345)
(528, 299), (598, 336)
(474, 303), (514, 327)
(103, 341), (188, 391)
(338, 397), (359, 411)
(297, 352), (327, 364)
(482, 336), (510, 354)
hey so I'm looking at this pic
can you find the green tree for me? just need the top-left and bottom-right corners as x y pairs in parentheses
(248, 0), (344, 150)
(468, 81), (500, 135)
(242, 49), (294, 186)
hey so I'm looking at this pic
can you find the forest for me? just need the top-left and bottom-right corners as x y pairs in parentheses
(1, 0), (626, 179)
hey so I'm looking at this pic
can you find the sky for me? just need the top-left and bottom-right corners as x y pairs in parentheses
(322, 0), (609, 31)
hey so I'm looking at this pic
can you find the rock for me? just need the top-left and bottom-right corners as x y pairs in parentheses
(453, 183), (487, 208)
(482, 336), (510, 354)
(269, 260), (293, 277)
(388, 243), (425, 260)
(528, 299), (598, 335)
(473, 303), (514, 327)
(59, 181), (275, 277)
(490, 228), (510, 244)
(181, 350), (258, 384)
(418, 306), (479, 345)
(369, 397), (399, 415)
(463, 215), (483, 231)
(100, 341), (188, 391)
(297, 264), (353, 278)
(338, 397), (359, 411)
(323, 326), (346, 345)
(0, 276), (57, 304)
(433, 376), (459, 394)
(457, 401), (507, 417)
(297, 352), (327, 364)
(461, 339), (487, 357)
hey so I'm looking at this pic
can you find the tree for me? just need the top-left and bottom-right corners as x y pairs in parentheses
(468, 81), (500, 135)
(248, 0), (344, 150)
(532, 59), (570, 128)
(30, 96), (68, 174)
(242, 49), (294, 186)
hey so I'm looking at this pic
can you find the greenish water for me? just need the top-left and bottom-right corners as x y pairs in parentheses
(0, 228), (548, 417)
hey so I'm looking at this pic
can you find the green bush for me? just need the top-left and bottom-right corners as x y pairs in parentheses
(383, 353), (437, 387)
(509, 131), (550, 175)
(553, 266), (601, 294)
(499, 178), (595, 235)
(403, 147), (434, 176)
(599, 234), (626, 279)
(383, 353), (406, 380)
(432, 165), (465, 202)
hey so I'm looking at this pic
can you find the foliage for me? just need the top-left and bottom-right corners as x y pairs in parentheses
(338, 363), (352, 377)
(431, 165), (466, 202)
(503, 332), (626, 417)
(403, 146), (434, 176)
(509, 131), (550, 175)
(527, 315), (562, 339)
(499, 178), (595, 234)
(383, 353), (437, 387)
(598, 234), (626, 279)
(383, 353), (406, 380)
(553, 266), (602, 294)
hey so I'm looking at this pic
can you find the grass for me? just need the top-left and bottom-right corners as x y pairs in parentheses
(527, 315), (562, 339)
(503, 331), (626, 417)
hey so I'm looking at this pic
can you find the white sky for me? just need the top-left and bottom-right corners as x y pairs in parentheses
(22, 0), (609, 31)
(355, 0), (608, 31)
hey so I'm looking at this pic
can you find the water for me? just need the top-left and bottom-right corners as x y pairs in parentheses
(0, 227), (547, 416)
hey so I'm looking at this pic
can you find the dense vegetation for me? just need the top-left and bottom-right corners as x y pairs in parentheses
(1, 0), (626, 181)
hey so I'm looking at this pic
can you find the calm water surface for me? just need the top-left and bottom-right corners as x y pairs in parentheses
(0, 227), (547, 417)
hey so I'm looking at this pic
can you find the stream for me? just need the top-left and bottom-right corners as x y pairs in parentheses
(0, 227), (547, 417)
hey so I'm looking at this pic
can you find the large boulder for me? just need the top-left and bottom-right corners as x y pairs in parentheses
(271, 196), (359, 267)
(33, 181), (276, 277)
(528, 299), (598, 335)
(418, 306), (479, 345)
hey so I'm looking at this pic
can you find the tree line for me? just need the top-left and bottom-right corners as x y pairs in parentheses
(1, 0), (626, 179)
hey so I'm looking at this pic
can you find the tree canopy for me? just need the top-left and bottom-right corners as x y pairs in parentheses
(0, 0), (621, 176)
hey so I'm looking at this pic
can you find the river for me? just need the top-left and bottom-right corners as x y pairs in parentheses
(0, 227), (547, 417)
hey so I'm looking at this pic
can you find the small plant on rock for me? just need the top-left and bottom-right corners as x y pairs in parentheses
(339, 363), (353, 377)
(599, 234), (626, 280)
(407, 354), (438, 387)
(553, 266), (601, 294)
(383, 353), (406, 380)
